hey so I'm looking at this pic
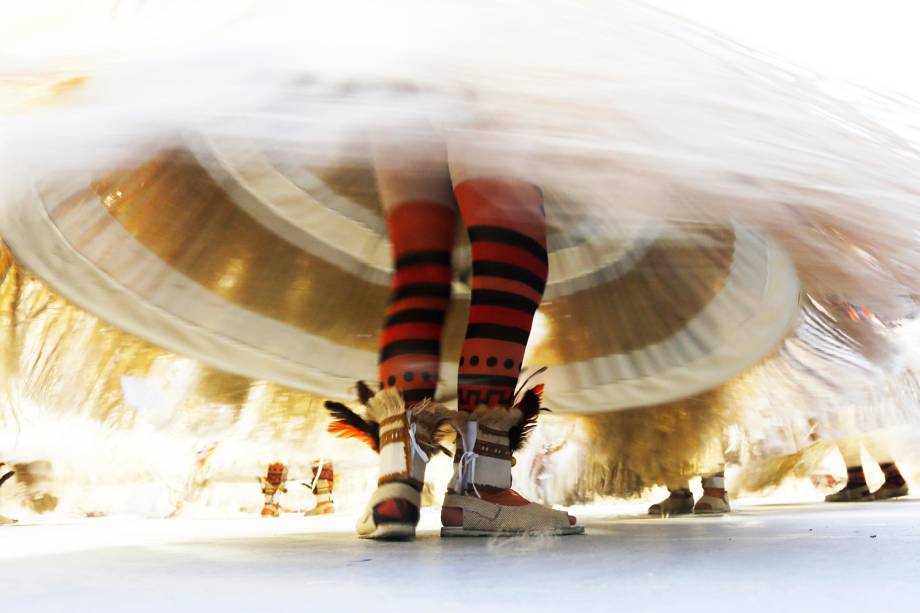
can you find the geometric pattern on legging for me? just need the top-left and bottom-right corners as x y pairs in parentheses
(378, 202), (457, 406)
(454, 178), (548, 412)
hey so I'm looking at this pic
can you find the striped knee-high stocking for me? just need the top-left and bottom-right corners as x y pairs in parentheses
(879, 462), (906, 487)
(379, 202), (457, 405)
(454, 178), (548, 411)
(874, 461), (909, 500)
(845, 465), (868, 489)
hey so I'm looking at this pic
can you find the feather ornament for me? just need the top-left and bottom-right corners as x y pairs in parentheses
(324, 401), (380, 451)
(509, 384), (548, 452)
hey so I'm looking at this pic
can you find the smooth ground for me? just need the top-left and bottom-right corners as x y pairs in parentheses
(2, 499), (918, 612)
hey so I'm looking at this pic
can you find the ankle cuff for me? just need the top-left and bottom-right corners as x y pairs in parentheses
(701, 476), (725, 489)
(379, 412), (430, 485)
(449, 419), (513, 492)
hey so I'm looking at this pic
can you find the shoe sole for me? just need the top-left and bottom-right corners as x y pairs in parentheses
(825, 496), (874, 502)
(648, 507), (694, 516)
(440, 525), (585, 537)
(872, 488), (909, 501)
(359, 523), (417, 541)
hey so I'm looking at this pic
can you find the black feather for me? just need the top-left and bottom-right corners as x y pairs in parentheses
(509, 386), (548, 452)
(355, 380), (376, 406)
(324, 400), (380, 451)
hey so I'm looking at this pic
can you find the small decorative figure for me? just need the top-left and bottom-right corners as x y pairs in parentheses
(305, 460), (335, 515)
(259, 462), (288, 517)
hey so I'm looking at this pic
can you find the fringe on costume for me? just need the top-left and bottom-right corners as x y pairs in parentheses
(452, 406), (524, 433)
(576, 388), (733, 499)
(326, 387), (454, 457)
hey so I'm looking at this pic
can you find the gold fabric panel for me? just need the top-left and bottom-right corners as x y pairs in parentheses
(313, 162), (383, 214)
(0, 242), (326, 440)
(1, 242), (170, 426)
(79, 149), (470, 360)
(531, 226), (734, 364)
(47, 149), (734, 367)
(579, 388), (731, 497)
(74, 150), (386, 352)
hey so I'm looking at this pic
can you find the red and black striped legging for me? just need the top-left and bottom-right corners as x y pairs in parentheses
(377, 177), (547, 411)
(379, 201), (457, 406)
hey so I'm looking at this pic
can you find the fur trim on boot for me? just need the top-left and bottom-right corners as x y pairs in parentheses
(325, 386), (451, 540)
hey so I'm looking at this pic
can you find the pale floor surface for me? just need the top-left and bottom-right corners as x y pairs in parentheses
(2, 499), (919, 613)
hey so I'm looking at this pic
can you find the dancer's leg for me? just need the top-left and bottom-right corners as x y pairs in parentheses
(374, 139), (458, 405)
(695, 468), (731, 514)
(453, 177), (547, 412)
(338, 137), (458, 540)
(648, 481), (694, 516)
(440, 171), (580, 536)
(826, 440), (872, 502)
(863, 435), (909, 500)
(327, 136), (457, 540)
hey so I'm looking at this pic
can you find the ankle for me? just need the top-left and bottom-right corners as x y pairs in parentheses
(449, 414), (514, 493)
(880, 463), (906, 487)
(844, 466), (867, 489)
